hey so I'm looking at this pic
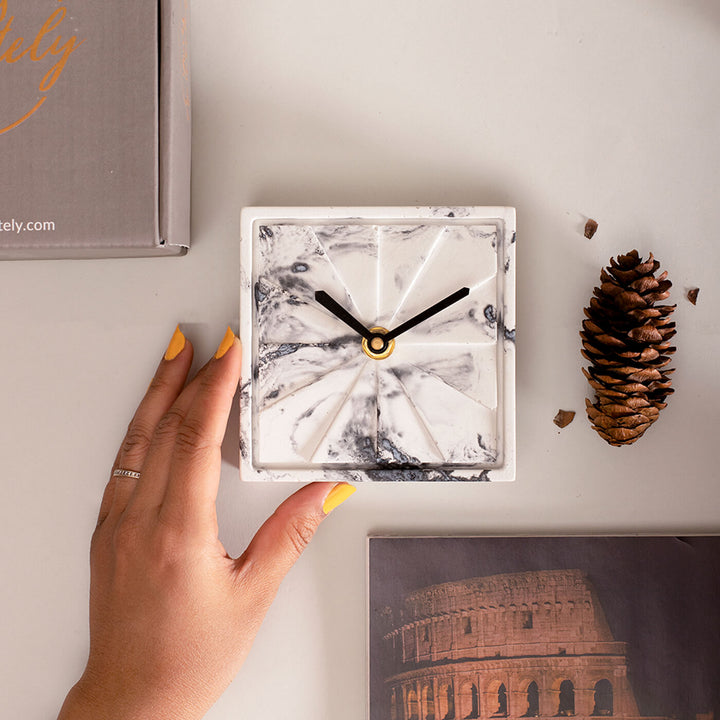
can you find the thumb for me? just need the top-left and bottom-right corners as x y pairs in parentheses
(237, 482), (355, 595)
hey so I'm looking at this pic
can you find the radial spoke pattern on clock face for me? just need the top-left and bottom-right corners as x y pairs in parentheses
(255, 279), (353, 344)
(310, 225), (378, 323)
(381, 224), (499, 342)
(256, 342), (360, 410)
(376, 224), (445, 327)
(253, 221), (503, 469)
(255, 358), (369, 465)
(255, 224), (357, 342)
(389, 342), (497, 408)
(377, 369), (445, 465)
(386, 364), (498, 463)
(311, 362), (378, 464)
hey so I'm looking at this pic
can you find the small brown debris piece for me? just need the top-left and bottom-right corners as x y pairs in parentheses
(687, 287), (699, 305)
(584, 219), (598, 239)
(553, 409), (576, 428)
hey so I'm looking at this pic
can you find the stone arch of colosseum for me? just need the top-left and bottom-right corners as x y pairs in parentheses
(457, 677), (480, 718)
(483, 677), (509, 716)
(406, 686), (419, 720)
(436, 680), (455, 720)
(591, 679), (614, 716)
(421, 683), (435, 719)
(514, 676), (541, 716)
(554, 677), (576, 715)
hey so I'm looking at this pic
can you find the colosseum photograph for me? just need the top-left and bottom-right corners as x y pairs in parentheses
(368, 537), (719, 720)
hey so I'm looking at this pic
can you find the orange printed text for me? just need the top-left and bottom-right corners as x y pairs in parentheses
(0, 0), (83, 133)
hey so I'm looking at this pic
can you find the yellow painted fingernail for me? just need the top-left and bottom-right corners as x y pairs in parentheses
(215, 326), (236, 359)
(322, 483), (356, 515)
(164, 325), (186, 361)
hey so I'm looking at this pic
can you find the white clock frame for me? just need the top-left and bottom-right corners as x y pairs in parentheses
(239, 206), (516, 482)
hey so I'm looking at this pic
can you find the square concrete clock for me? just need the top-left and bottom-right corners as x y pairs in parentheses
(239, 207), (516, 482)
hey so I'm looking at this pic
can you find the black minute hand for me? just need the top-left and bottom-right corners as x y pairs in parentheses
(314, 290), (373, 340)
(384, 287), (470, 341)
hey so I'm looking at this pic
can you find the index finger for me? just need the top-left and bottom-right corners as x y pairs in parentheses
(159, 328), (241, 532)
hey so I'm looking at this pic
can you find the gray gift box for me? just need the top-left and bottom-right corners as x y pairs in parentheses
(0, 0), (191, 258)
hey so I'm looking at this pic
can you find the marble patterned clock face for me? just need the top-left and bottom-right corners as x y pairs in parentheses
(240, 207), (516, 482)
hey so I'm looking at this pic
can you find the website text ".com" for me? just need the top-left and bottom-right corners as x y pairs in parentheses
(0, 218), (56, 234)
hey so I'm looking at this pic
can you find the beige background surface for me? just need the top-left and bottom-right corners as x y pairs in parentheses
(1, 1), (718, 718)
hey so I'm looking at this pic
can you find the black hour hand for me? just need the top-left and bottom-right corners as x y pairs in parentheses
(314, 290), (372, 340)
(384, 287), (470, 341)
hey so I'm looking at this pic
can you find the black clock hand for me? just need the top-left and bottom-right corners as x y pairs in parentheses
(314, 290), (373, 340)
(384, 287), (470, 341)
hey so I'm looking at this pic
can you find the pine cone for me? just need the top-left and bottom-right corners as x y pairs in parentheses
(580, 250), (676, 446)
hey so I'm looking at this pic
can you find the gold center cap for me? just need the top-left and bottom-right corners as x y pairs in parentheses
(362, 327), (395, 360)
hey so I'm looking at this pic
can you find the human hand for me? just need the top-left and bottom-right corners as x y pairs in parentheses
(57, 326), (355, 720)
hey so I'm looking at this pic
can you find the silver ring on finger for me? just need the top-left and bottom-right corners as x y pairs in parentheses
(112, 468), (141, 479)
